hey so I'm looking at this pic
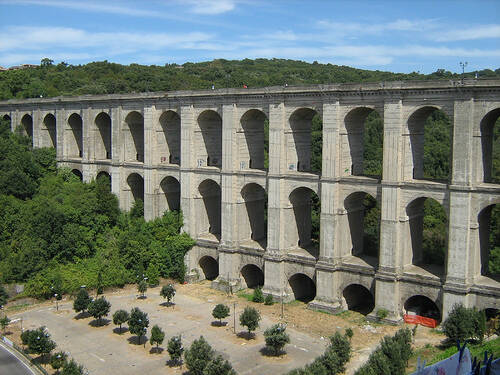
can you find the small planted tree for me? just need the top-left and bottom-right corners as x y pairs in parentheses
(160, 284), (176, 305)
(0, 316), (10, 334)
(50, 351), (67, 373)
(149, 324), (165, 352)
(61, 359), (85, 375)
(184, 336), (214, 375)
(128, 307), (149, 346)
(96, 270), (104, 295)
(24, 327), (56, 362)
(264, 323), (290, 355)
(239, 306), (261, 337)
(203, 355), (236, 375)
(138, 280), (148, 298)
(252, 287), (264, 303)
(87, 296), (111, 326)
(112, 309), (129, 334)
(442, 304), (486, 344)
(73, 288), (91, 316)
(264, 294), (274, 305)
(212, 304), (230, 326)
(167, 335), (184, 366)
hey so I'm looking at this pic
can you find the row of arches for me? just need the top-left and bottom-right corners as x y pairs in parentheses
(5, 104), (499, 183)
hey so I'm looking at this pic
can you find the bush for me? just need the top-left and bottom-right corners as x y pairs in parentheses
(212, 304), (230, 324)
(160, 284), (176, 304)
(442, 304), (486, 344)
(203, 355), (236, 375)
(138, 279), (147, 297)
(239, 306), (261, 335)
(73, 288), (91, 314)
(112, 309), (129, 334)
(87, 296), (111, 326)
(264, 324), (290, 355)
(50, 351), (67, 371)
(61, 358), (85, 375)
(185, 336), (214, 375)
(252, 287), (264, 303)
(264, 294), (274, 305)
(167, 335), (184, 365)
(376, 309), (388, 320)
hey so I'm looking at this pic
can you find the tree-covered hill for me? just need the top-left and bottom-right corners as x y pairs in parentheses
(1, 58), (499, 100)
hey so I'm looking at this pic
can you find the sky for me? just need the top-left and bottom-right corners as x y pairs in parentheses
(1, 0), (499, 74)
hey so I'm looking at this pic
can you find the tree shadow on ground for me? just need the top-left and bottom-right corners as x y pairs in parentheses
(159, 301), (175, 307)
(149, 347), (164, 354)
(137, 295), (147, 300)
(166, 359), (184, 370)
(236, 331), (256, 340)
(74, 311), (91, 320)
(210, 321), (228, 327)
(89, 318), (110, 327)
(259, 347), (287, 357)
(127, 335), (147, 346)
(113, 327), (129, 335)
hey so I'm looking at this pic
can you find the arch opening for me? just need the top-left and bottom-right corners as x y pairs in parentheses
(124, 111), (144, 162)
(96, 171), (111, 191)
(127, 173), (144, 203)
(343, 108), (383, 177)
(159, 176), (180, 214)
(239, 183), (267, 249)
(158, 111), (180, 165)
(404, 295), (441, 322)
(71, 169), (83, 181)
(478, 204), (500, 281)
(197, 110), (222, 168)
(288, 108), (321, 173)
(20, 114), (33, 141)
(406, 107), (452, 182)
(2, 115), (12, 132)
(42, 113), (57, 148)
(67, 113), (83, 158)
(343, 192), (380, 267)
(342, 284), (375, 315)
(95, 112), (111, 160)
(288, 187), (320, 259)
(288, 273), (316, 302)
(198, 179), (221, 241)
(480, 109), (500, 184)
(199, 256), (219, 281)
(239, 109), (268, 170)
(405, 197), (447, 277)
(240, 264), (264, 289)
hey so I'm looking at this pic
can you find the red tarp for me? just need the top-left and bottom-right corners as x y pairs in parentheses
(403, 314), (438, 328)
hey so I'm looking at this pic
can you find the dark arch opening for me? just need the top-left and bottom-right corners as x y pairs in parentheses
(159, 110), (181, 165)
(68, 113), (83, 157)
(342, 284), (375, 315)
(344, 108), (383, 177)
(199, 256), (219, 281)
(2, 115), (11, 130)
(404, 295), (441, 322)
(289, 187), (320, 259)
(478, 204), (500, 281)
(288, 108), (321, 173)
(20, 114), (33, 141)
(240, 183), (267, 248)
(127, 173), (144, 202)
(198, 179), (221, 240)
(43, 113), (57, 148)
(124, 111), (144, 162)
(198, 110), (222, 168)
(288, 273), (316, 302)
(95, 112), (112, 160)
(240, 264), (264, 289)
(344, 192), (380, 267)
(96, 171), (111, 190)
(407, 107), (452, 181)
(160, 176), (180, 213)
(240, 109), (268, 170)
(71, 169), (83, 181)
(480, 109), (500, 184)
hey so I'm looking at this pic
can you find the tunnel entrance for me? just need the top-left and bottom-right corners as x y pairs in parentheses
(95, 112), (112, 160)
(404, 295), (441, 322)
(288, 273), (316, 302)
(240, 264), (264, 289)
(159, 110), (181, 165)
(199, 256), (219, 281)
(342, 284), (375, 315)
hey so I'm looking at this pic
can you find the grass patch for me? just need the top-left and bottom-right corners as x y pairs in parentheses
(6, 303), (33, 312)
(236, 290), (253, 302)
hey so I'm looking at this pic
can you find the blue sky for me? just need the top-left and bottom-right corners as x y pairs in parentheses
(1, 0), (499, 73)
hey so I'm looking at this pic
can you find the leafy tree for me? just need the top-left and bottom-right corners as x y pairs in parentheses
(212, 304), (230, 325)
(239, 306), (261, 336)
(160, 284), (176, 304)
(112, 309), (129, 334)
(184, 336), (214, 375)
(149, 324), (165, 351)
(128, 307), (149, 345)
(87, 296), (111, 326)
(203, 355), (236, 375)
(22, 326), (56, 361)
(138, 279), (147, 298)
(130, 199), (144, 219)
(167, 335), (184, 365)
(0, 315), (10, 334)
(252, 287), (264, 303)
(50, 351), (68, 372)
(0, 285), (8, 307)
(442, 304), (486, 344)
(61, 359), (85, 375)
(264, 323), (290, 355)
(73, 288), (91, 314)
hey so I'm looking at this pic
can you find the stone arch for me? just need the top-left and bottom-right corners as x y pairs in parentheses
(240, 264), (264, 289)
(478, 203), (500, 280)
(96, 171), (111, 190)
(287, 108), (320, 173)
(158, 110), (180, 165)
(159, 176), (180, 214)
(197, 110), (222, 168)
(66, 113), (83, 158)
(197, 179), (221, 240)
(404, 295), (441, 322)
(124, 111), (144, 162)
(288, 273), (316, 302)
(2, 114), (11, 131)
(287, 186), (320, 259)
(127, 172), (144, 203)
(239, 109), (268, 170)
(42, 113), (56, 148)
(239, 183), (267, 249)
(479, 108), (500, 183)
(405, 106), (452, 181)
(95, 112), (111, 160)
(21, 114), (33, 140)
(199, 256), (219, 281)
(342, 284), (375, 315)
(71, 169), (83, 181)
(342, 192), (380, 267)
(404, 197), (448, 277)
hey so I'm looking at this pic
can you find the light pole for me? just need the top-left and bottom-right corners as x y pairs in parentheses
(460, 61), (468, 83)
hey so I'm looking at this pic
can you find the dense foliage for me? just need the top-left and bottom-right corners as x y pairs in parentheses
(442, 304), (486, 344)
(184, 336), (215, 375)
(264, 323), (290, 355)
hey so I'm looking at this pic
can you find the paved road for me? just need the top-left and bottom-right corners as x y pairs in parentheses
(0, 344), (36, 375)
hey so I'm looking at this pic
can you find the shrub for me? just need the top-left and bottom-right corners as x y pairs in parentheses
(61, 358), (85, 375)
(264, 323), (290, 355)
(203, 355), (236, 375)
(160, 284), (176, 304)
(167, 335), (184, 365)
(212, 304), (230, 325)
(376, 308), (388, 320)
(87, 296), (111, 326)
(264, 294), (274, 305)
(442, 304), (486, 344)
(185, 336), (214, 375)
(73, 288), (91, 314)
(252, 287), (264, 303)
(112, 309), (129, 334)
(239, 306), (261, 335)
(138, 279), (147, 298)
(50, 351), (67, 371)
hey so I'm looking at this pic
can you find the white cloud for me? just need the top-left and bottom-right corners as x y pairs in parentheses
(431, 25), (500, 42)
(180, 0), (236, 14)
(316, 18), (439, 36)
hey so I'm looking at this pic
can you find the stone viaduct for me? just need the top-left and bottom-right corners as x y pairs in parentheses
(1, 79), (499, 323)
